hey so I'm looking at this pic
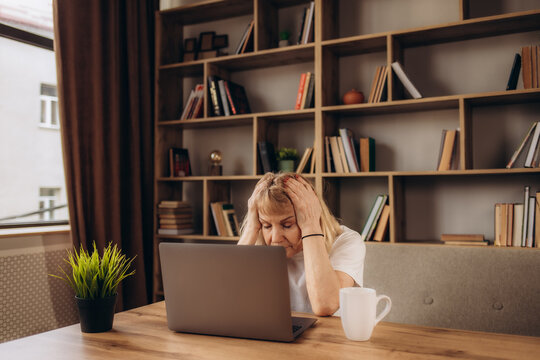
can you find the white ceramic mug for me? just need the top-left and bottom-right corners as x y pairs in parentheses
(339, 287), (392, 341)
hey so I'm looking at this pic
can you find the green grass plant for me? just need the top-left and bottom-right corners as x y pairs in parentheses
(50, 242), (136, 300)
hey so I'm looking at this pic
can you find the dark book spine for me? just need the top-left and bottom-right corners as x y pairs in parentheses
(258, 142), (275, 173)
(223, 81), (237, 115)
(506, 53), (521, 91)
(304, 74), (315, 109)
(208, 76), (222, 116)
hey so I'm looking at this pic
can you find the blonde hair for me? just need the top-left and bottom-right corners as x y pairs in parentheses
(241, 172), (342, 252)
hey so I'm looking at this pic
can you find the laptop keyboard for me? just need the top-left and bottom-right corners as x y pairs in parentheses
(292, 325), (302, 333)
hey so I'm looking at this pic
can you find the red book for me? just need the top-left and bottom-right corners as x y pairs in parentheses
(295, 73), (307, 110)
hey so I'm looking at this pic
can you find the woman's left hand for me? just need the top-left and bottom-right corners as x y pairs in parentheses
(285, 176), (322, 235)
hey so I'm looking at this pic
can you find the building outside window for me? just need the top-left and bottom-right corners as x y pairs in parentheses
(0, 0), (68, 226)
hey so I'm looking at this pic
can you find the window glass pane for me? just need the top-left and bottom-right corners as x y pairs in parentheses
(0, 1), (68, 226)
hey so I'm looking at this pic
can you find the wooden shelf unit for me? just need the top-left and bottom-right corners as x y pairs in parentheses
(153, 0), (540, 301)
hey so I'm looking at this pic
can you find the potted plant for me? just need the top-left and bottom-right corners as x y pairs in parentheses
(50, 241), (136, 333)
(276, 147), (298, 172)
(279, 30), (290, 47)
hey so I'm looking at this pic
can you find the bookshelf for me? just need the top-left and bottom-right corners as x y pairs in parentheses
(153, 0), (540, 301)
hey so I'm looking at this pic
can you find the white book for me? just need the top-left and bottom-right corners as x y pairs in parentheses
(522, 186), (530, 247)
(339, 128), (359, 172)
(179, 89), (195, 120)
(524, 121), (540, 167)
(391, 61), (422, 99)
(302, 2), (315, 44)
(217, 80), (231, 117)
(512, 203), (524, 247)
(526, 197), (535, 247)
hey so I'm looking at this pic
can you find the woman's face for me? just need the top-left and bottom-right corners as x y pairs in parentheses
(259, 201), (302, 258)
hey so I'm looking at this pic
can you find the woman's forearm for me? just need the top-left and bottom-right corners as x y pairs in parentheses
(302, 235), (341, 316)
(237, 224), (260, 245)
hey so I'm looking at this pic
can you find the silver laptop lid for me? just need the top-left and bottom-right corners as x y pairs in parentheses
(159, 243), (297, 342)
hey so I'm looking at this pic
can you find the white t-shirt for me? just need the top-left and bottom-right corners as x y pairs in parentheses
(287, 225), (365, 314)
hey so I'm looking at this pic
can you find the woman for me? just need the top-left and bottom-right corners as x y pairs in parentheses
(238, 172), (365, 316)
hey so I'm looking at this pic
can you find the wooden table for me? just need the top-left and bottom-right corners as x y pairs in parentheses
(1, 301), (539, 359)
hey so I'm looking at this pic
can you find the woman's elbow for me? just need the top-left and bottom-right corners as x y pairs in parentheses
(312, 301), (339, 317)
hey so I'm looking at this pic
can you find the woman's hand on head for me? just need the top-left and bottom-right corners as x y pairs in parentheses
(284, 175), (322, 235)
(246, 181), (266, 231)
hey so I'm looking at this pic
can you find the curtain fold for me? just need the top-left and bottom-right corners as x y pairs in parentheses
(53, 0), (157, 310)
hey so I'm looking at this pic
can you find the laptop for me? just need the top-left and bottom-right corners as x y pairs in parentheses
(159, 242), (317, 342)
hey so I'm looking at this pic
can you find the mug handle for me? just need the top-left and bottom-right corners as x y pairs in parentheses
(374, 295), (392, 325)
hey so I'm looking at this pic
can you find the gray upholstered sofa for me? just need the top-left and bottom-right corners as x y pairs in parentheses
(363, 243), (540, 336)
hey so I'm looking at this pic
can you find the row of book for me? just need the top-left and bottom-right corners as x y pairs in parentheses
(180, 84), (204, 120)
(361, 194), (390, 242)
(367, 62), (422, 103)
(296, 146), (316, 174)
(169, 147), (191, 177)
(495, 187), (539, 248)
(325, 130), (375, 173)
(294, 72), (315, 110)
(208, 76), (251, 117)
(506, 121), (540, 169)
(235, 19), (254, 55)
(297, 2), (315, 45)
(157, 201), (194, 235)
(210, 202), (240, 236)
(437, 129), (460, 171)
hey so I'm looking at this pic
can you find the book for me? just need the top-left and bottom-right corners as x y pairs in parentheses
(506, 204), (514, 246)
(329, 136), (344, 173)
(391, 61), (422, 99)
(522, 186), (530, 247)
(217, 80), (231, 116)
(506, 53), (521, 91)
(295, 73), (307, 110)
(373, 204), (390, 242)
(443, 241), (488, 246)
(258, 141), (277, 173)
(210, 201), (227, 236)
(440, 234), (485, 242)
(359, 137), (375, 172)
(188, 84), (205, 119)
(522, 45), (532, 89)
(303, 74), (315, 109)
(374, 65), (388, 102)
(526, 196), (535, 247)
(301, 2), (315, 44)
(157, 201), (194, 235)
(157, 228), (194, 235)
(336, 137), (350, 173)
(296, 147), (313, 173)
(532, 45), (538, 88)
(324, 136), (334, 173)
(300, 72), (312, 109)
(296, 7), (308, 45)
(236, 19), (254, 55)
(536, 192), (540, 248)
(437, 130), (457, 171)
(506, 122), (538, 168)
(339, 128), (359, 172)
(208, 75), (223, 116)
(500, 203), (508, 247)
(169, 148), (191, 177)
(512, 203), (524, 247)
(361, 195), (388, 241)
(494, 203), (502, 246)
(179, 89), (196, 120)
(309, 148), (316, 173)
(436, 129), (447, 170)
(159, 200), (191, 208)
(224, 80), (251, 114)
(524, 121), (540, 167)
(367, 66), (382, 103)
(222, 203), (240, 236)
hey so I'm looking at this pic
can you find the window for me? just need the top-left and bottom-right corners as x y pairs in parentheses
(40, 84), (59, 128)
(0, 1), (69, 227)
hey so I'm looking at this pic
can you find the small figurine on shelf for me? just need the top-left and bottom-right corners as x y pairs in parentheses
(209, 150), (223, 176)
(279, 31), (290, 48)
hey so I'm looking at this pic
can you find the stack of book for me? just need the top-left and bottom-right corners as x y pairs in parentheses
(294, 72), (315, 110)
(367, 65), (388, 103)
(157, 201), (194, 235)
(297, 2), (315, 45)
(436, 129), (460, 171)
(361, 195), (390, 242)
(210, 202), (240, 236)
(440, 234), (488, 246)
(324, 130), (374, 173)
(179, 84), (204, 120)
(506, 121), (540, 168)
(521, 45), (540, 89)
(495, 186), (539, 248)
(235, 19), (254, 55)
(207, 76), (251, 117)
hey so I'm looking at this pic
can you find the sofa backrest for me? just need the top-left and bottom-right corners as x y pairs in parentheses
(363, 243), (540, 336)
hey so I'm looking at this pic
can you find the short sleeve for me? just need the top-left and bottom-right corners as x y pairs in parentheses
(329, 226), (365, 287)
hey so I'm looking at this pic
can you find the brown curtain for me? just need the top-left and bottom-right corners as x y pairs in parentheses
(53, 0), (157, 310)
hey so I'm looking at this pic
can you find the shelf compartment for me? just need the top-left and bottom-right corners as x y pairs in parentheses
(159, 0), (253, 26)
(394, 10), (540, 48)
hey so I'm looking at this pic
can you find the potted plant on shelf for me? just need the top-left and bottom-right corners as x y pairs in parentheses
(276, 147), (298, 172)
(50, 241), (136, 333)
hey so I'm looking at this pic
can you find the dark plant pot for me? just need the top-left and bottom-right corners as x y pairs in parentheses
(76, 294), (117, 333)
